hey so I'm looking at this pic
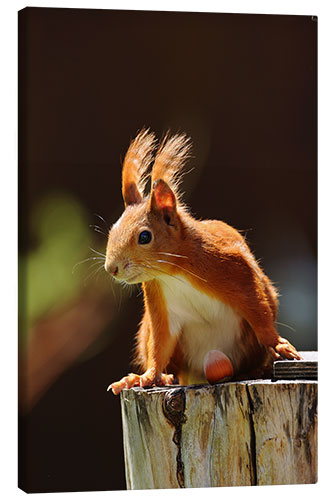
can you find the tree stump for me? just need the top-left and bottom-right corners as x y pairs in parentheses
(120, 379), (317, 489)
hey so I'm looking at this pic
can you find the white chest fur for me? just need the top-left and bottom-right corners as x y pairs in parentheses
(158, 274), (242, 374)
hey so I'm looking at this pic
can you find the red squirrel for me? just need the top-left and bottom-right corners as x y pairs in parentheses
(105, 130), (301, 395)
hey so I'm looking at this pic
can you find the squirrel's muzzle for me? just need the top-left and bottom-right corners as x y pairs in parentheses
(104, 260), (119, 277)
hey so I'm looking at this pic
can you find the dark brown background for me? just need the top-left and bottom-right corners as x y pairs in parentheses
(18, 7), (317, 492)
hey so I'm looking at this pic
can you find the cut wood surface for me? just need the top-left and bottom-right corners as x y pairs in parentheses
(273, 351), (318, 380)
(120, 379), (317, 489)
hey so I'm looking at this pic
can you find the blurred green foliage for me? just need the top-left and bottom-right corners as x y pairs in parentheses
(20, 193), (94, 334)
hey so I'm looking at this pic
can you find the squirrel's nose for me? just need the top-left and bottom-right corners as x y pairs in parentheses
(105, 261), (119, 276)
(111, 265), (119, 276)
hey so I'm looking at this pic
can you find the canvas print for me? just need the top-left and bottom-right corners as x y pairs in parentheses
(18, 7), (317, 492)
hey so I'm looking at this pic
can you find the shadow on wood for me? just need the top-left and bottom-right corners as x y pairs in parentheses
(120, 379), (317, 489)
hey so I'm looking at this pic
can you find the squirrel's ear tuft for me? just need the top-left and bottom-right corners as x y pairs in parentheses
(122, 129), (156, 207)
(150, 179), (177, 225)
(150, 132), (192, 200)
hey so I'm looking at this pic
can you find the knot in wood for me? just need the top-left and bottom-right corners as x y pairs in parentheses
(162, 389), (186, 427)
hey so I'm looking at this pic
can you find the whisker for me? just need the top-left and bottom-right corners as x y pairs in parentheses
(141, 262), (199, 297)
(103, 272), (117, 301)
(89, 224), (104, 231)
(89, 247), (106, 258)
(128, 283), (139, 298)
(108, 276), (117, 301)
(86, 260), (106, 273)
(118, 284), (123, 311)
(137, 262), (159, 276)
(83, 263), (105, 286)
(93, 228), (107, 237)
(157, 251), (188, 259)
(276, 321), (296, 333)
(89, 225), (108, 237)
(156, 259), (207, 282)
(94, 265), (107, 284)
(137, 264), (170, 286)
(139, 261), (194, 286)
(93, 213), (110, 230)
(143, 267), (180, 293)
(72, 256), (105, 274)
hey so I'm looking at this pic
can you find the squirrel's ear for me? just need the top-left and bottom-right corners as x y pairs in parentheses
(150, 179), (177, 225)
(122, 180), (142, 206)
(121, 129), (156, 207)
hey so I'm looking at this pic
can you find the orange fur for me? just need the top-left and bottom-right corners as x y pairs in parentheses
(106, 131), (301, 395)
(151, 132), (192, 199)
(121, 128), (156, 206)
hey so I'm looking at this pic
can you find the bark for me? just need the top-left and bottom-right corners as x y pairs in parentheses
(120, 380), (317, 489)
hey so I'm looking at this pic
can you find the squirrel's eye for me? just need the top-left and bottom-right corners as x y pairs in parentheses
(138, 230), (152, 245)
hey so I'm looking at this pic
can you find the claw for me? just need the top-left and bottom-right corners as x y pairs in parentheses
(108, 371), (176, 395)
(269, 337), (302, 361)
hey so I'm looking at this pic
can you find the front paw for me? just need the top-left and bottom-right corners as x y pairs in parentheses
(268, 337), (302, 361)
(107, 370), (175, 395)
(108, 373), (141, 395)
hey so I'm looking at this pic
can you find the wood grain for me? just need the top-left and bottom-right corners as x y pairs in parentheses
(120, 379), (317, 489)
(273, 351), (318, 380)
(247, 381), (317, 485)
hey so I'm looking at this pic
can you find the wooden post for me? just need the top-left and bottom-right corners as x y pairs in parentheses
(120, 378), (317, 489)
